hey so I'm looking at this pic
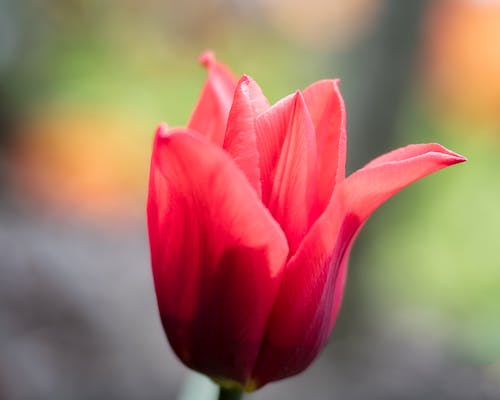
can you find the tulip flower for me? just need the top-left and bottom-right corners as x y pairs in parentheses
(147, 51), (466, 396)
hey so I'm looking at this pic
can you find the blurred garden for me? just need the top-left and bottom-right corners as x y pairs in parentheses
(0, 0), (499, 399)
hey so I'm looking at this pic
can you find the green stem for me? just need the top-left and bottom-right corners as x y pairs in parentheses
(218, 386), (243, 400)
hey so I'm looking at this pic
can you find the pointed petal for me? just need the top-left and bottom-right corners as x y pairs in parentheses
(187, 51), (238, 146)
(147, 126), (288, 384)
(223, 75), (270, 197)
(255, 93), (295, 204)
(252, 144), (466, 386)
(343, 144), (467, 220)
(256, 92), (319, 253)
(362, 143), (466, 169)
(302, 79), (347, 210)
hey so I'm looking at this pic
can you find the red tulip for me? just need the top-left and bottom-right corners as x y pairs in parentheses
(147, 51), (466, 391)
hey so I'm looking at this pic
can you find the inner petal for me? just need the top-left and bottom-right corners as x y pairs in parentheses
(223, 75), (270, 198)
(256, 92), (319, 254)
(302, 79), (347, 212)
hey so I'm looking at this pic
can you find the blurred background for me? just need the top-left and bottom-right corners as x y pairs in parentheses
(0, 0), (499, 398)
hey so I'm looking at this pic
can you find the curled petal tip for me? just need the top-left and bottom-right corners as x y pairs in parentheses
(239, 74), (251, 83)
(433, 144), (467, 164)
(199, 50), (216, 68)
(237, 74), (251, 87)
(453, 154), (467, 163)
(155, 122), (170, 138)
(236, 74), (259, 97)
(237, 76), (251, 96)
(290, 90), (305, 106)
(449, 151), (467, 163)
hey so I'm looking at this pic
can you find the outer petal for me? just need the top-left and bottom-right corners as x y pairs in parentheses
(147, 125), (289, 385)
(362, 143), (465, 169)
(302, 79), (347, 211)
(187, 51), (238, 146)
(252, 144), (466, 387)
(344, 144), (467, 221)
(255, 92), (319, 253)
(223, 75), (270, 197)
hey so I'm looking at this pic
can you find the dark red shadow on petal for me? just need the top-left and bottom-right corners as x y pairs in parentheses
(252, 213), (361, 388)
(162, 245), (281, 385)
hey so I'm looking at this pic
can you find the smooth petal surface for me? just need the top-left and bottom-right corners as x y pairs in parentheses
(187, 51), (237, 145)
(257, 92), (318, 254)
(256, 92), (319, 253)
(302, 79), (347, 211)
(147, 126), (289, 384)
(362, 143), (465, 170)
(344, 144), (467, 221)
(223, 75), (270, 197)
(252, 144), (466, 386)
(265, 93), (319, 253)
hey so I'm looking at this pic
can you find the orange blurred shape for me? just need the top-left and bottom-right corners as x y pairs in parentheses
(422, 0), (500, 124)
(258, 0), (382, 50)
(10, 111), (150, 221)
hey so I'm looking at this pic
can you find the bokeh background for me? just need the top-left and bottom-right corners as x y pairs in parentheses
(1, 0), (499, 399)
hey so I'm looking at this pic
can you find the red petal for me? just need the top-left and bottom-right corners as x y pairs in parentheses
(256, 92), (319, 253)
(343, 143), (467, 220)
(252, 144), (465, 386)
(252, 200), (355, 387)
(362, 142), (465, 169)
(147, 126), (288, 384)
(187, 51), (237, 146)
(223, 75), (270, 197)
(302, 79), (347, 210)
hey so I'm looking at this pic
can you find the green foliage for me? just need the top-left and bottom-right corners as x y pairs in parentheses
(361, 122), (500, 363)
